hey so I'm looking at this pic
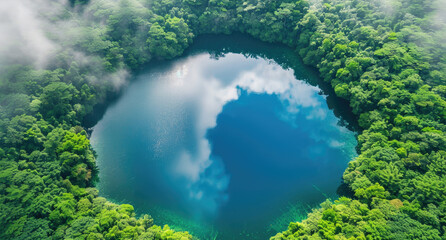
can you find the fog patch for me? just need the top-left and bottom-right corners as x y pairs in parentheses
(0, 0), (134, 89)
(0, 0), (61, 68)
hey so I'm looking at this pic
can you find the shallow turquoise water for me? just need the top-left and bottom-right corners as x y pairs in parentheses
(89, 34), (357, 240)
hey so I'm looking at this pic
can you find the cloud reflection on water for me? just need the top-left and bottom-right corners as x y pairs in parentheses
(146, 53), (352, 217)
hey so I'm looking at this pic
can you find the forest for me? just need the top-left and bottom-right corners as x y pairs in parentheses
(0, 0), (445, 239)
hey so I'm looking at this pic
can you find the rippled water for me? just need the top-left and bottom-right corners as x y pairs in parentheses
(89, 34), (357, 240)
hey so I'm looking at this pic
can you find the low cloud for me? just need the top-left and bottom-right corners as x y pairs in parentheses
(0, 0), (131, 88)
(0, 0), (61, 68)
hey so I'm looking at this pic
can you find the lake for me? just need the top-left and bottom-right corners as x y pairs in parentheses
(89, 34), (357, 240)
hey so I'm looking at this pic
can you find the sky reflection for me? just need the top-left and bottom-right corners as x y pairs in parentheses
(130, 53), (354, 217)
(89, 35), (358, 240)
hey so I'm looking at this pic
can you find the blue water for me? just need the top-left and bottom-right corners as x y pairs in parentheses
(89, 35), (357, 240)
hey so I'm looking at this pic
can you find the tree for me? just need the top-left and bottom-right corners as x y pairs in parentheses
(39, 82), (79, 123)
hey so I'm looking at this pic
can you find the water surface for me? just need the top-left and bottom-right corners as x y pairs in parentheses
(89, 34), (357, 239)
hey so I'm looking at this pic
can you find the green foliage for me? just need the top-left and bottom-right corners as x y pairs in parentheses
(146, 16), (193, 59)
(1, 0), (446, 239)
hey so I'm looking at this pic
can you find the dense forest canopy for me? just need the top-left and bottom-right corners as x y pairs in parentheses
(0, 0), (445, 239)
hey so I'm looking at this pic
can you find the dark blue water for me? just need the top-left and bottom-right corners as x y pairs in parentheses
(89, 35), (357, 240)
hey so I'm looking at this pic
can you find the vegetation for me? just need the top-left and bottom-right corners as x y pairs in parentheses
(0, 0), (445, 239)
